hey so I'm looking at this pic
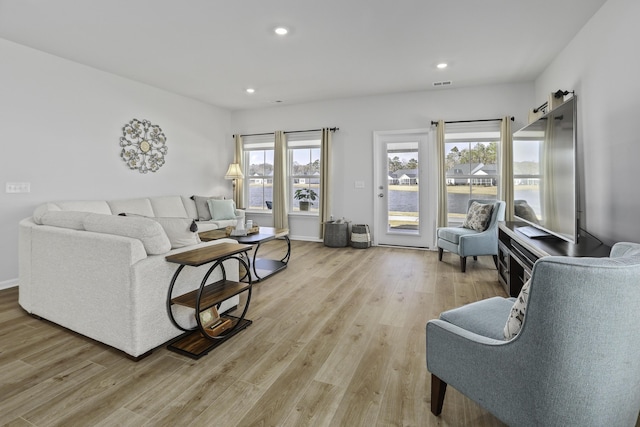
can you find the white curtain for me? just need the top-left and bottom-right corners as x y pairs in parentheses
(500, 117), (514, 221)
(319, 128), (332, 238)
(272, 131), (289, 229)
(234, 134), (244, 209)
(436, 120), (448, 228)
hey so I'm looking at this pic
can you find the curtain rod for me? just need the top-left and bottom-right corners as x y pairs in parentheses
(233, 127), (339, 138)
(431, 117), (514, 126)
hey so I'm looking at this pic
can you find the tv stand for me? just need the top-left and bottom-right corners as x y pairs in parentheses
(498, 222), (610, 297)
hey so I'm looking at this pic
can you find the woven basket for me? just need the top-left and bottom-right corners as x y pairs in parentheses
(324, 221), (348, 247)
(350, 224), (371, 249)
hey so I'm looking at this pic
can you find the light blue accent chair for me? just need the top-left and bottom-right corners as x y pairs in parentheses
(426, 242), (640, 426)
(437, 199), (505, 272)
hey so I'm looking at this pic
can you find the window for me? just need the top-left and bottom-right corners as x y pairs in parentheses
(288, 133), (321, 213)
(243, 136), (274, 211)
(444, 125), (500, 225)
(242, 132), (324, 214)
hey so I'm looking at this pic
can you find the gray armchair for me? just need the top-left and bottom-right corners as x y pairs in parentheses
(437, 199), (505, 272)
(426, 242), (640, 426)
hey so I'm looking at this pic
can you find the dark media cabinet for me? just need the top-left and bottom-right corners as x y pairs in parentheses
(497, 221), (611, 297)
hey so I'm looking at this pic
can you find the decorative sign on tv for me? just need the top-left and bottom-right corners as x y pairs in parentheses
(119, 118), (168, 173)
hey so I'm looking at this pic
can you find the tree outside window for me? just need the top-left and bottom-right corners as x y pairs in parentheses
(445, 139), (499, 225)
(245, 148), (274, 210)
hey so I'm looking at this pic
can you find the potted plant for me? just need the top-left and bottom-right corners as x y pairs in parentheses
(294, 188), (318, 211)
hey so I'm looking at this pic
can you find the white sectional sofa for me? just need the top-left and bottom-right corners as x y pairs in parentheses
(18, 195), (245, 359)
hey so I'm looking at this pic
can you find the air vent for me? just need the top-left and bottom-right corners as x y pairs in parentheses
(432, 80), (453, 87)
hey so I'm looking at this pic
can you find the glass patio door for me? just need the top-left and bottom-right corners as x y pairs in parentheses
(373, 130), (433, 248)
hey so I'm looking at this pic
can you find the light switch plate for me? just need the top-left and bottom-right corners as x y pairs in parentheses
(6, 182), (31, 193)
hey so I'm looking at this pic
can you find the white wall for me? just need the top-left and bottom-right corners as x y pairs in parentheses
(0, 39), (234, 285)
(232, 83), (534, 241)
(535, 0), (640, 245)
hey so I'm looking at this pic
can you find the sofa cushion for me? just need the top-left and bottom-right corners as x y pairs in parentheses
(149, 196), (189, 218)
(207, 199), (237, 221)
(181, 196), (199, 220)
(192, 195), (224, 221)
(56, 200), (113, 215)
(40, 211), (90, 230)
(504, 279), (531, 340)
(462, 201), (494, 231)
(150, 217), (200, 249)
(33, 201), (113, 224)
(83, 213), (171, 255)
(437, 226), (479, 244)
(108, 198), (155, 217)
(118, 213), (200, 249)
(33, 203), (62, 224)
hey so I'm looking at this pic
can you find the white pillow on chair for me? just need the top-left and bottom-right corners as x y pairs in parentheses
(504, 279), (531, 340)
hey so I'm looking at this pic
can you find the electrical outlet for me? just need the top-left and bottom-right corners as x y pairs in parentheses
(6, 182), (31, 193)
(354, 181), (365, 189)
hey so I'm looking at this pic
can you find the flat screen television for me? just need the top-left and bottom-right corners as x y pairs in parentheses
(512, 96), (578, 243)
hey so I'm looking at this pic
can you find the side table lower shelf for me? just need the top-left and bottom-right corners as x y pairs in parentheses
(167, 315), (252, 359)
(165, 242), (254, 360)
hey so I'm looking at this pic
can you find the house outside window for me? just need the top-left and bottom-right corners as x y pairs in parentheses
(243, 135), (274, 211)
(444, 125), (500, 225)
(288, 133), (321, 213)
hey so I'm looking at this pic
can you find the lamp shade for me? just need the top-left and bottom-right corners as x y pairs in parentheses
(224, 163), (244, 180)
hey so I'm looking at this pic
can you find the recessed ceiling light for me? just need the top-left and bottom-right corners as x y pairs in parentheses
(437, 63), (448, 69)
(246, 88), (255, 94)
(274, 27), (289, 36)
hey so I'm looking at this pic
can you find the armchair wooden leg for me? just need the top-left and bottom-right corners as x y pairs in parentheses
(431, 374), (447, 416)
(438, 247), (443, 261)
(459, 256), (466, 272)
(493, 255), (498, 269)
(473, 256), (478, 261)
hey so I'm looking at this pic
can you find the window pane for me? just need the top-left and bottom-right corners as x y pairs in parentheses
(246, 149), (274, 210)
(445, 138), (499, 225)
(292, 148), (320, 175)
(387, 143), (419, 232)
(290, 145), (321, 213)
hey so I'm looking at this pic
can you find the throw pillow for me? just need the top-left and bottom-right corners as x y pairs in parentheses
(192, 195), (225, 221)
(118, 213), (200, 249)
(504, 279), (531, 340)
(207, 199), (237, 221)
(462, 201), (494, 231)
(83, 213), (171, 255)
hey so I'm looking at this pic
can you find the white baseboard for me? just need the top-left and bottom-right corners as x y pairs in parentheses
(0, 279), (18, 291)
(288, 235), (323, 243)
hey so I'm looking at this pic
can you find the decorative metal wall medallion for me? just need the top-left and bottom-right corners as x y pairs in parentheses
(119, 119), (168, 173)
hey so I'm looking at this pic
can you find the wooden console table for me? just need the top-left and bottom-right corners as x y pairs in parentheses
(200, 227), (291, 282)
(165, 242), (253, 359)
(498, 222), (611, 297)
(232, 227), (290, 282)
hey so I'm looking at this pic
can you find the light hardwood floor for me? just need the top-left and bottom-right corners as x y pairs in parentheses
(1, 241), (509, 426)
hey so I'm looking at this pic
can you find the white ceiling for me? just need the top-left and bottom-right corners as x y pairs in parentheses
(0, 0), (607, 111)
